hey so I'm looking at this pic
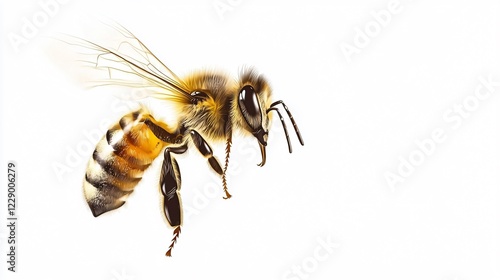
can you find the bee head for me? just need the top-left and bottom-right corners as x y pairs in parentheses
(236, 69), (273, 166)
(236, 68), (304, 167)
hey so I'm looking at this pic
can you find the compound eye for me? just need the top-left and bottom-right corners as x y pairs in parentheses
(238, 85), (262, 130)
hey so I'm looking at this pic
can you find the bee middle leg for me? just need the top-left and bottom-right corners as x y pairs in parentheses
(189, 130), (231, 199)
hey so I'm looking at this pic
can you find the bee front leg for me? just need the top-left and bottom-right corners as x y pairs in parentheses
(160, 145), (187, 257)
(189, 130), (232, 199)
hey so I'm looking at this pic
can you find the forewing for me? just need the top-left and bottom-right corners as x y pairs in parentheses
(60, 21), (193, 104)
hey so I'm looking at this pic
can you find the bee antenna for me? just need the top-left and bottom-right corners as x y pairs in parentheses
(268, 100), (304, 146)
(266, 107), (292, 153)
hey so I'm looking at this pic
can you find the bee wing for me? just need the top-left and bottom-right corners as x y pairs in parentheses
(60, 22), (193, 104)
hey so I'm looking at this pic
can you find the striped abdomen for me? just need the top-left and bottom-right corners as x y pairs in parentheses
(83, 109), (168, 217)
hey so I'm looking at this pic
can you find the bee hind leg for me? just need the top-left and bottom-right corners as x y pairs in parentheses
(160, 145), (187, 257)
(144, 117), (188, 256)
(144, 119), (184, 144)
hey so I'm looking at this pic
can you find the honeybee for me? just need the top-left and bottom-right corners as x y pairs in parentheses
(70, 23), (304, 256)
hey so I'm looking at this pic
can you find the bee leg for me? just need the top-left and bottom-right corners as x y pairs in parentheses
(144, 117), (189, 256)
(160, 145), (187, 257)
(144, 119), (184, 144)
(189, 130), (231, 199)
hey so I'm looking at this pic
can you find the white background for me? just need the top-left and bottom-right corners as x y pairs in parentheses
(1, 0), (500, 279)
